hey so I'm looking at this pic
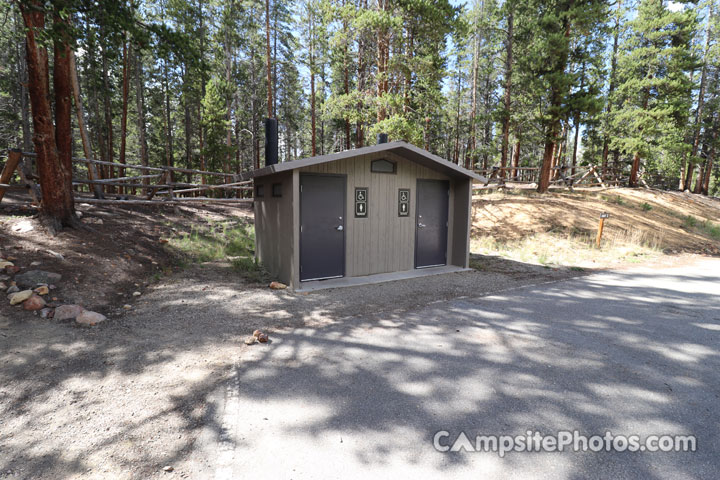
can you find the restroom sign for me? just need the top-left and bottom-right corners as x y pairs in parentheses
(398, 189), (410, 217)
(355, 187), (368, 218)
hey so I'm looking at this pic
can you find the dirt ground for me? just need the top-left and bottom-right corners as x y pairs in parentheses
(0, 193), (254, 316)
(1, 255), (584, 479)
(1, 187), (719, 479)
(472, 187), (720, 255)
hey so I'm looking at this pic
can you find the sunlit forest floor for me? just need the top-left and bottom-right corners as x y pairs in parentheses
(471, 187), (720, 270)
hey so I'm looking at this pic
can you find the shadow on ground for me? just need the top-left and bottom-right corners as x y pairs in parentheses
(1, 255), (718, 479)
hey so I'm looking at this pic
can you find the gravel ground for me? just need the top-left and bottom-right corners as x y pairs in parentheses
(0, 255), (582, 479)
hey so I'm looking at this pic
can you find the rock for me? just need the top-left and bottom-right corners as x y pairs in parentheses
(269, 281), (287, 290)
(30, 261), (41, 266)
(34, 285), (50, 296)
(54, 304), (85, 321)
(0, 274), (9, 281)
(15, 270), (62, 288)
(5, 266), (20, 275)
(123, 304), (132, 310)
(47, 250), (65, 261)
(257, 333), (269, 343)
(253, 329), (262, 338)
(76, 310), (106, 326)
(0, 282), (6, 291)
(9, 290), (33, 305)
(132, 291), (141, 297)
(6, 285), (19, 294)
(40, 308), (54, 319)
(22, 294), (46, 311)
(163, 466), (174, 472)
(0, 261), (14, 269)
(244, 336), (257, 345)
(11, 220), (34, 233)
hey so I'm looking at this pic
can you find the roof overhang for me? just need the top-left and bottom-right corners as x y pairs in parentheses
(240, 141), (485, 182)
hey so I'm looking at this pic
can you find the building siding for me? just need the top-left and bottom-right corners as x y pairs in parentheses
(253, 171), (294, 284)
(300, 151), (451, 277)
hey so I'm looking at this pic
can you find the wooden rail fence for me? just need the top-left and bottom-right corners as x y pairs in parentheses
(0, 149), (254, 205)
(473, 164), (648, 192)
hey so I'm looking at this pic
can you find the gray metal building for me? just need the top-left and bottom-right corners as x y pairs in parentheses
(245, 140), (481, 289)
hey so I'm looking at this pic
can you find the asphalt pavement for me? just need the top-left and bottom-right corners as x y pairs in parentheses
(193, 258), (720, 479)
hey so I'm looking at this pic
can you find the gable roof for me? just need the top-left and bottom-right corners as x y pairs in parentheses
(240, 141), (484, 181)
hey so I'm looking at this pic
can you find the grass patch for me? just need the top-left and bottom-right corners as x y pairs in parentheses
(701, 220), (720, 240)
(640, 202), (653, 211)
(471, 228), (662, 270)
(169, 220), (271, 283)
(683, 216), (720, 240)
(231, 256), (272, 283)
(683, 215), (698, 228)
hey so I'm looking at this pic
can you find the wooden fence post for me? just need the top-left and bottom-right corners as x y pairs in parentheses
(0, 149), (23, 203)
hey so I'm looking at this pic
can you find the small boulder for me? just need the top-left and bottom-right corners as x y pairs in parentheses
(269, 281), (287, 290)
(257, 333), (269, 343)
(0, 260), (13, 269)
(34, 285), (50, 296)
(30, 261), (41, 266)
(9, 290), (33, 305)
(40, 308), (54, 319)
(15, 270), (62, 289)
(132, 291), (141, 297)
(22, 294), (46, 311)
(5, 266), (20, 275)
(76, 310), (106, 326)
(6, 285), (19, 294)
(0, 282), (6, 291)
(253, 329), (263, 338)
(244, 336), (257, 345)
(54, 304), (85, 321)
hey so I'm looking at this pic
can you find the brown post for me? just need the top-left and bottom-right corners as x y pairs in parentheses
(596, 213), (609, 248)
(0, 149), (23, 203)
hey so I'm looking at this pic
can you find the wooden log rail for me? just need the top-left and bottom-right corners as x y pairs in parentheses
(1, 149), (255, 205)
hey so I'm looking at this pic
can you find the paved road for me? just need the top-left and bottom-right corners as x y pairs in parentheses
(194, 259), (720, 479)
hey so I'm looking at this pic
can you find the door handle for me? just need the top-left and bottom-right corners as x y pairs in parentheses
(418, 223), (426, 228)
(336, 225), (344, 231)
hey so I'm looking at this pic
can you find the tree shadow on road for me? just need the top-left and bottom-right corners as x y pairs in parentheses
(1, 256), (718, 479)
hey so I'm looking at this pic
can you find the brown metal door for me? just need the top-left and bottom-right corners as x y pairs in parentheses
(300, 174), (346, 281)
(415, 179), (449, 268)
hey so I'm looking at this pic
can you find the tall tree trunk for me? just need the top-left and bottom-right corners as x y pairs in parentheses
(344, 4), (351, 150)
(511, 139), (520, 179)
(119, 36), (129, 194)
(69, 50), (104, 198)
(198, 0), (207, 184)
(467, 9), (479, 171)
(309, 5), (316, 155)
(684, 2), (714, 191)
(571, 62), (585, 177)
(183, 63), (192, 185)
(16, 12), (32, 152)
(101, 40), (115, 193)
(376, 0), (389, 123)
(601, 0), (621, 173)
(702, 116), (718, 195)
(135, 46), (149, 195)
(224, 31), (233, 175)
(500, 7), (513, 178)
(163, 58), (174, 176)
(629, 92), (649, 188)
(265, 0), (273, 118)
(20, 2), (75, 230)
(356, 0), (366, 148)
(53, 17), (73, 194)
